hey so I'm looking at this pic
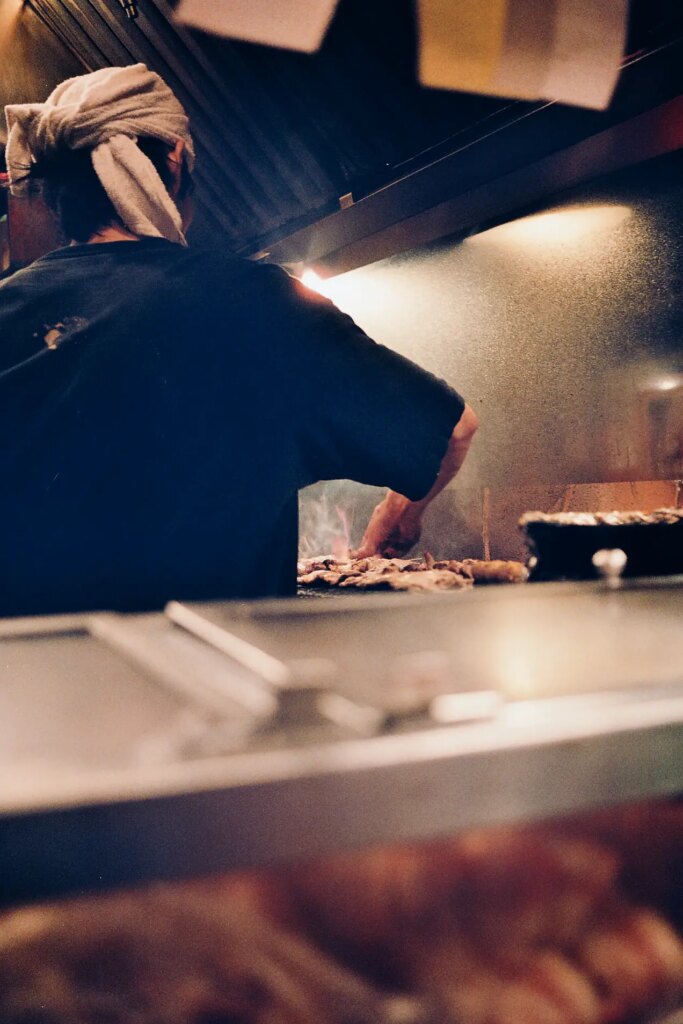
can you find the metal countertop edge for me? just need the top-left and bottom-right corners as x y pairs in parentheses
(2, 684), (683, 818)
(1, 709), (682, 905)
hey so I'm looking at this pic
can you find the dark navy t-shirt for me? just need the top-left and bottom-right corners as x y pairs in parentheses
(0, 238), (464, 616)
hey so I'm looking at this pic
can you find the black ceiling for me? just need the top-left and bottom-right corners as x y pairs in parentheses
(7, 0), (683, 254)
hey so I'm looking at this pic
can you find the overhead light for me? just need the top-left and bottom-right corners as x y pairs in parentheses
(298, 265), (394, 319)
(300, 269), (331, 297)
(651, 375), (683, 393)
(468, 204), (632, 248)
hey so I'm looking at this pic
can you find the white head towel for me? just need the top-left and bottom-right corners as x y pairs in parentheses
(4, 64), (195, 245)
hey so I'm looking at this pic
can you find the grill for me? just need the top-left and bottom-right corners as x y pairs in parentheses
(2, 578), (683, 1022)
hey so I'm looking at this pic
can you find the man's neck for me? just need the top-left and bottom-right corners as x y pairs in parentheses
(84, 224), (142, 244)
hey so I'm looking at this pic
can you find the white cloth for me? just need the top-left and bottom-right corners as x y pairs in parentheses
(4, 64), (195, 245)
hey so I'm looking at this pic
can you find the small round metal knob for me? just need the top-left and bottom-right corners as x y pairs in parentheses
(592, 547), (628, 587)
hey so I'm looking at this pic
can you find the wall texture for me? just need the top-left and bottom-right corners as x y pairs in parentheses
(0, 4), (81, 123)
(299, 150), (683, 560)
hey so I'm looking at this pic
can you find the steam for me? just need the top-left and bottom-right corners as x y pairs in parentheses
(299, 490), (355, 560)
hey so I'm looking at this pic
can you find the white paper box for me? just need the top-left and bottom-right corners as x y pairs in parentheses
(175, 0), (340, 53)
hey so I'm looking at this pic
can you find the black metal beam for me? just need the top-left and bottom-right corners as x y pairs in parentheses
(292, 96), (683, 274)
(264, 41), (683, 271)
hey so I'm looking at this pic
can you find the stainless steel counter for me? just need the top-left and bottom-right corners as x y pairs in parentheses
(2, 577), (682, 905)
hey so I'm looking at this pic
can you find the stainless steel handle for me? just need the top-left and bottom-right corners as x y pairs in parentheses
(166, 605), (502, 738)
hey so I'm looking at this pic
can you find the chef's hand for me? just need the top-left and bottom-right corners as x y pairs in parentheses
(355, 493), (422, 558)
(355, 404), (479, 559)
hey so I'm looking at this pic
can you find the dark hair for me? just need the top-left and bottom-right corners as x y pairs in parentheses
(23, 136), (194, 242)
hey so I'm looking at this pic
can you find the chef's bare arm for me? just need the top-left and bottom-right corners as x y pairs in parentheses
(356, 403), (479, 558)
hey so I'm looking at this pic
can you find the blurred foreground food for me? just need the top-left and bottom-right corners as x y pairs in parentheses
(1, 800), (681, 1024)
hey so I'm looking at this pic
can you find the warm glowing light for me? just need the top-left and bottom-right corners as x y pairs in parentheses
(299, 264), (412, 323)
(468, 204), (632, 248)
(300, 267), (370, 308)
(301, 267), (389, 316)
(300, 269), (331, 297)
(651, 375), (683, 393)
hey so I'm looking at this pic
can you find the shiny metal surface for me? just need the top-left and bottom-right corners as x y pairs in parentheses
(167, 599), (502, 734)
(2, 671), (683, 904)
(176, 578), (683, 703)
(1, 578), (683, 904)
(0, 614), (269, 794)
(0, 623), (191, 777)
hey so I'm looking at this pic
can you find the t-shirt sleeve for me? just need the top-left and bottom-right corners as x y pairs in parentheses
(247, 265), (466, 502)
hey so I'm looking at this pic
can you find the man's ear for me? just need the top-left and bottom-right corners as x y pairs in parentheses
(166, 139), (185, 199)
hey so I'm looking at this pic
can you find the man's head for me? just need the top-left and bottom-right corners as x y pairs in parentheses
(26, 133), (194, 244)
(5, 64), (195, 245)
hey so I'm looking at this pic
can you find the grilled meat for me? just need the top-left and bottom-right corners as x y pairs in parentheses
(297, 555), (527, 590)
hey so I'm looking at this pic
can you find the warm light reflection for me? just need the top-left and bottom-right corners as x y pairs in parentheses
(492, 637), (536, 700)
(468, 204), (632, 248)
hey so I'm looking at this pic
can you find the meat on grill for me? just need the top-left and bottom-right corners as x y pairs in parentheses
(297, 555), (528, 590)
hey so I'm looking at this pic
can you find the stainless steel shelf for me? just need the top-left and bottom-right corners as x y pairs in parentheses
(2, 578), (683, 905)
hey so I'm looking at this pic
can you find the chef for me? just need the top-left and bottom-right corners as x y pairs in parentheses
(0, 64), (477, 616)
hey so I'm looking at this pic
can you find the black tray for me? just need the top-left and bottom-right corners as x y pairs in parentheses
(523, 521), (683, 581)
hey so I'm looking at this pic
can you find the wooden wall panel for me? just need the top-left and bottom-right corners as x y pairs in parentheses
(0, 4), (83, 125)
(0, 4), (83, 265)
